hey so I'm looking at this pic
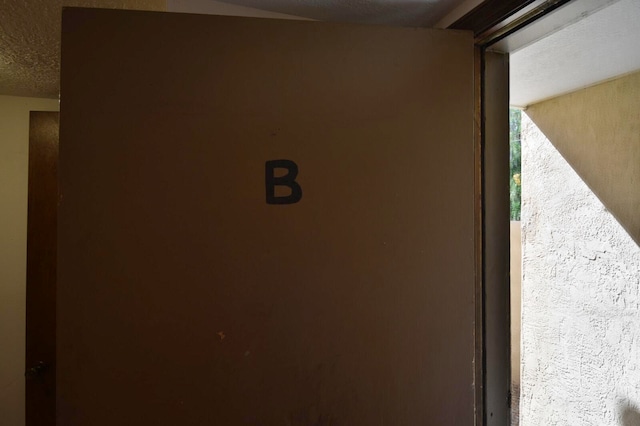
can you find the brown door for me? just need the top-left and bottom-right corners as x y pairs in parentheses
(59, 8), (477, 425)
(26, 111), (59, 426)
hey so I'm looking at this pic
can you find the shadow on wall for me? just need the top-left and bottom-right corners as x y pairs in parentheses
(620, 401), (640, 426)
(524, 71), (640, 247)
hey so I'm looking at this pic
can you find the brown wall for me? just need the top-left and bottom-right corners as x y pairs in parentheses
(525, 71), (640, 245)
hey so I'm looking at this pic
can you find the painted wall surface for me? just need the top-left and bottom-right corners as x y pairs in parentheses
(0, 95), (59, 426)
(520, 113), (640, 426)
(525, 70), (640, 245)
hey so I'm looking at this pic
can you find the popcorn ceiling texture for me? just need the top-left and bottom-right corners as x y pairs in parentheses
(520, 113), (640, 425)
(0, 0), (165, 99)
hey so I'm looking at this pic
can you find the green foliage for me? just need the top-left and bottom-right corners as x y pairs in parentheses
(509, 108), (522, 221)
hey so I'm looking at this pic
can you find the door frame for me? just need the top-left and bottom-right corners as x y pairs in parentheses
(450, 1), (580, 424)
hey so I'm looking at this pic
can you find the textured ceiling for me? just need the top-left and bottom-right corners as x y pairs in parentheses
(0, 0), (165, 99)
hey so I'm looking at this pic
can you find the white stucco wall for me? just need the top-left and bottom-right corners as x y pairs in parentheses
(520, 113), (640, 426)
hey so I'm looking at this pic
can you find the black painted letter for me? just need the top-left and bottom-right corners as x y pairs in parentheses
(265, 159), (302, 204)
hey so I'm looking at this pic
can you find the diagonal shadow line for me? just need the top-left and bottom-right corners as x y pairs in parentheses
(524, 108), (640, 248)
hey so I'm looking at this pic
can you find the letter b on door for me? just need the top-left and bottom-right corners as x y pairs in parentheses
(265, 160), (302, 205)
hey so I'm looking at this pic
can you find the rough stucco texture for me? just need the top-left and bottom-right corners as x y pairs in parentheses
(0, 0), (166, 98)
(520, 113), (640, 426)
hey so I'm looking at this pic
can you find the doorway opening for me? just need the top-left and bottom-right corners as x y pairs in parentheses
(503, 0), (640, 424)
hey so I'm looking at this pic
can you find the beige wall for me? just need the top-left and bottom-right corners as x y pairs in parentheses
(0, 95), (59, 426)
(526, 70), (640, 245)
